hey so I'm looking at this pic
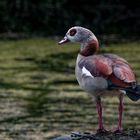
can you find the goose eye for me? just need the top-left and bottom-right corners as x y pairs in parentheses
(69, 29), (77, 36)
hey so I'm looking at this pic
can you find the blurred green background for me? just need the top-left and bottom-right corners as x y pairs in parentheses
(0, 0), (140, 140)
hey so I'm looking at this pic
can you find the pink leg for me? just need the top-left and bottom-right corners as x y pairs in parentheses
(96, 97), (107, 133)
(96, 98), (104, 130)
(118, 96), (123, 130)
(114, 96), (123, 133)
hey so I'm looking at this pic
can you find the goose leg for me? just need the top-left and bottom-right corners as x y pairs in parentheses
(96, 97), (107, 133)
(114, 95), (123, 133)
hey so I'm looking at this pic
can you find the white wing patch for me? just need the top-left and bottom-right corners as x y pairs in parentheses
(82, 67), (94, 78)
(119, 90), (126, 95)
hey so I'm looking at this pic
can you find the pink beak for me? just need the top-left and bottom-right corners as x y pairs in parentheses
(58, 36), (69, 45)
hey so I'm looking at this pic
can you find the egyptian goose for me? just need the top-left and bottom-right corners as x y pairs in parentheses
(58, 26), (140, 133)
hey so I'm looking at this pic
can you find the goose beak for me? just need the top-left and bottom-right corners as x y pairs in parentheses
(58, 36), (69, 45)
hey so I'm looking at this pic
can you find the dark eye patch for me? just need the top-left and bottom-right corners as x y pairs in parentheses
(69, 29), (77, 36)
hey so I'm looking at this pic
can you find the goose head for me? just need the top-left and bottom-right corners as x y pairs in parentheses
(59, 26), (99, 56)
(59, 26), (98, 45)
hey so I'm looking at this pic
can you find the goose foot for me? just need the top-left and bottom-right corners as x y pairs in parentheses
(96, 128), (110, 134)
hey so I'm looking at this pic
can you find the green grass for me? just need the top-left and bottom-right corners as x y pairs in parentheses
(0, 38), (139, 139)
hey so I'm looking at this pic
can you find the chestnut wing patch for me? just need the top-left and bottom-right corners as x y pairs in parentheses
(78, 54), (136, 87)
(113, 64), (136, 83)
(79, 57), (112, 78)
(103, 54), (136, 83)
